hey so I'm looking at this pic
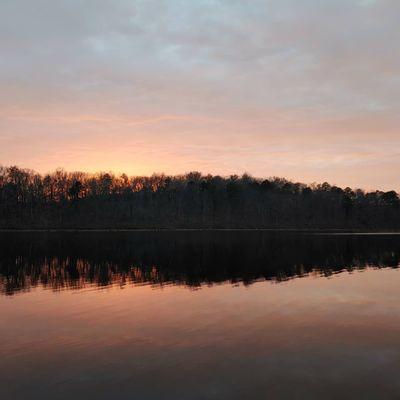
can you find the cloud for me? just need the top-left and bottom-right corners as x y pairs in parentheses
(0, 0), (399, 189)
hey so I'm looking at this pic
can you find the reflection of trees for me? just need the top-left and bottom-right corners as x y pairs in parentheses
(1, 232), (399, 295)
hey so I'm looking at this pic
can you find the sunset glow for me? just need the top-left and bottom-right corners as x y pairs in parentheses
(1, 0), (399, 190)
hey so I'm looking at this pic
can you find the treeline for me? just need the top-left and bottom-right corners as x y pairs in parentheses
(0, 165), (399, 229)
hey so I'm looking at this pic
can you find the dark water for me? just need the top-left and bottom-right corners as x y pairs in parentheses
(1, 231), (400, 399)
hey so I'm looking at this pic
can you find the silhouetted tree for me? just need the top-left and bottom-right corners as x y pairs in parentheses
(0, 165), (399, 229)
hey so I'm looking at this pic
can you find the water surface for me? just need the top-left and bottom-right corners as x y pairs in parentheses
(1, 232), (400, 399)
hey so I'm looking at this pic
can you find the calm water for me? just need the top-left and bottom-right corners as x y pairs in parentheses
(1, 231), (400, 399)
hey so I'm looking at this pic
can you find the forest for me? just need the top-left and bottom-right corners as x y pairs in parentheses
(0, 165), (399, 229)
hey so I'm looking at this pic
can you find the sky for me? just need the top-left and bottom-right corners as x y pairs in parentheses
(0, 0), (399, 190)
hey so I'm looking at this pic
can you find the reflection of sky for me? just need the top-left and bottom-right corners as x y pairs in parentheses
(1, 269), (400, 398)
(1, 0), (399, 190)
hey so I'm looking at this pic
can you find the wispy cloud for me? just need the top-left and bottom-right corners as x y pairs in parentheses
(0, 0), (399, 190)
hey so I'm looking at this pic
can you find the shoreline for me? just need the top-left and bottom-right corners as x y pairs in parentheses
(1, 228), (400, 235)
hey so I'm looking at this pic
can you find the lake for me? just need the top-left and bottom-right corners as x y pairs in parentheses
(1, 231), (400, 399)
